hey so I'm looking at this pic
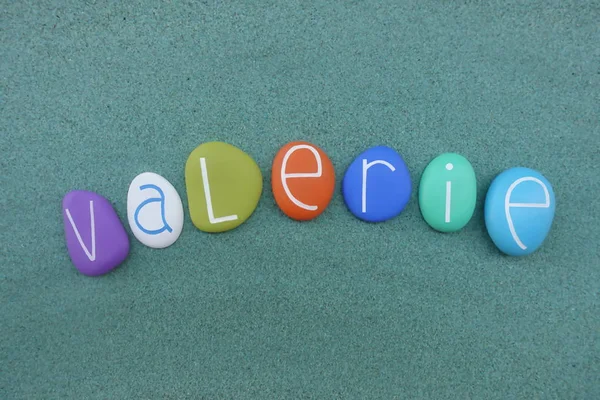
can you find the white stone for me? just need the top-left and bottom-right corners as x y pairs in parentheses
(127, 172), (184, 249)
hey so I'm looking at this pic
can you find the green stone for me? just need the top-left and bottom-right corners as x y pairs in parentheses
(185, 141), (263, 233)
(418, 153), (476, 232)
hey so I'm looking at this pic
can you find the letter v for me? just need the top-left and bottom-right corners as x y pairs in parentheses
(65, 200), (96, 261)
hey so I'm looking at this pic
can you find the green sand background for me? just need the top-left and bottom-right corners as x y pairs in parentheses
(2, 1), (599, 398)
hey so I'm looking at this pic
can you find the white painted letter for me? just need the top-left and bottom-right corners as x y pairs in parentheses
(65, 201), (96, 261)
(281, 144), (322, 211)
(200, 158), (238, 224)
(445, 181), (452, 223)
(444, 162), (454, 223)
(504, 177), (550, 250)
(362, 159), (396, 213)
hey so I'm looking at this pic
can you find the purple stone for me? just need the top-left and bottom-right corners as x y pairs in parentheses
(62, 190), (129, 276)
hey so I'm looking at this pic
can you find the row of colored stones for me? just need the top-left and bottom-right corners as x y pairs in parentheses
(62, 141), (555, 276)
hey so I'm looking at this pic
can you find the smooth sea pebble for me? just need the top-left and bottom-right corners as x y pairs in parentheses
(185, 141), (263, 233)
(485, 167), (555, 256)
(271, 141), (335, 221)
(127, 172), (184, 249)
(342, 145), (412, 222)
(419, 153), (477, 232)
(62, 190), (129, 276)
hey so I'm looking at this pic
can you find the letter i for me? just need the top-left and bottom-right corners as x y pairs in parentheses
(445, 163), (453, 223)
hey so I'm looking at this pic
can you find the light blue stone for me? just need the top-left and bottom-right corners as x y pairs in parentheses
(342, 146), (412, 222)
(484, 167), (556, 256)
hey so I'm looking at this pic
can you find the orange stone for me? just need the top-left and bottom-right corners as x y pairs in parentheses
(271, 141), (335, 221)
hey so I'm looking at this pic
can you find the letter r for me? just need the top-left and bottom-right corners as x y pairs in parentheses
(362, 159), (396, 213)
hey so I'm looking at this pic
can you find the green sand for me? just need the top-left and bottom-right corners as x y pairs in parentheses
(2, 1), (599, 398)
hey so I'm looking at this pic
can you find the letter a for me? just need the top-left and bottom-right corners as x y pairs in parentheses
(362, 159), (396, 213)
(504, 177), (551, 250)
(200, 157), (238, 224)
(134, 184), (173, 235)
(65, 201), (96, 261)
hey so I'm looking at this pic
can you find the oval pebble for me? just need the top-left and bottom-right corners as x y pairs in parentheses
(419, 153), (477, 232)
(185, 141), (263, 233)
(62, 190), (129, 276)
(342, 145), (412, 222)
(127, 172), (184, 249)
(485, 167), (556, 256)
(271, 141), (335, 221)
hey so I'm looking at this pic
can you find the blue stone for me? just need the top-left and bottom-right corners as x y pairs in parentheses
(484, 167), (556, 256)
(342, 146), (412, 222)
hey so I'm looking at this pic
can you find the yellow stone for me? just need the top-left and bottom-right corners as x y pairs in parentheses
(185, 142), (263, 233)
